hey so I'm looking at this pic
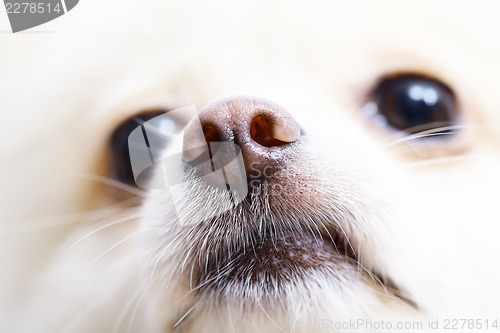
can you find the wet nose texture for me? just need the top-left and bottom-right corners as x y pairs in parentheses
(183, 96), (302, 181)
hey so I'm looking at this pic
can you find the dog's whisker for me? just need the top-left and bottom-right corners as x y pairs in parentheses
(226, 302), (237, 333)
(2, 203), (142, 235)
(92, 229), (145, 262)
(257, 301), (287, 333)
(68, 172), (147, 197)
(112, 285), (148, 333)
(69, 213), (144, 249)
(173, 302), (197, 328)
(383, 124), (500, 148)
(126, 286), (151, 333)
(402, 154), (480, 169)
(148, 231), (190, 282)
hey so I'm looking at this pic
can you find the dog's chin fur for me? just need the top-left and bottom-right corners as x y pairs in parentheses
(2, 0), (500, 332)
(141, 141), (404, 330)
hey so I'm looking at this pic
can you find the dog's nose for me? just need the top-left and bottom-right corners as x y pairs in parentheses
(183, 96), (301, 180)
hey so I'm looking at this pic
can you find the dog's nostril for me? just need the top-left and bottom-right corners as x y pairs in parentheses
(202, 125), (222, 159)
(203, 125), (221, 143)
(250, 115), (288, 147)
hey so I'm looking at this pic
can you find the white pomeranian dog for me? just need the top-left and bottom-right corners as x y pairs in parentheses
(1, 0), (500, 332)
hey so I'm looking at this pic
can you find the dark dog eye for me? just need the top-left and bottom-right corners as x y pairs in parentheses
(110, 109), (176, 186)
(367, 74), (459, 136)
